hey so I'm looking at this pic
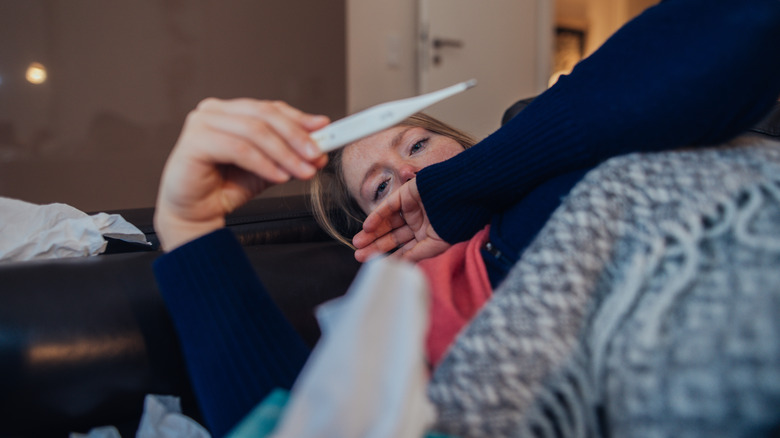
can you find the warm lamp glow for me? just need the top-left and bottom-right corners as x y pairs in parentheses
(26, 62), (47, 84)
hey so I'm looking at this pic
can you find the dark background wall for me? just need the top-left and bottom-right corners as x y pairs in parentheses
(0, 0), (346, 212)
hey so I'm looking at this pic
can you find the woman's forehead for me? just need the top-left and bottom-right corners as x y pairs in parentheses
(346, 125), (411, 152)
(342, 126), (412, 166)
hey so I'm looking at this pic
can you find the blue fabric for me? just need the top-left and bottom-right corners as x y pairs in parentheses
(153, 229), (310, 437)
(417, 0), (780, 245)
(484, 168), (590, 288)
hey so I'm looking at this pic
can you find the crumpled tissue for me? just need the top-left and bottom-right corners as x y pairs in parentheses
(73, 257), (437, 438)
(260, 256), (436, 438)
(136, 395), (211, 438)
(0, 196), (149, 262)
(71, 394), (210, 438)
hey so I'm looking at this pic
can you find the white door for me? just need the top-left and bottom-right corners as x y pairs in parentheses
(417, 0), (552, 140)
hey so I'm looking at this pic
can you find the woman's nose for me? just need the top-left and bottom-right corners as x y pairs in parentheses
(399, 165), (418, 182)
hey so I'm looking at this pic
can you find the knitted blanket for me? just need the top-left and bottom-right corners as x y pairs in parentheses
(428, 136), (780, 437)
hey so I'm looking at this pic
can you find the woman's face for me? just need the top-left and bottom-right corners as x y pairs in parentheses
(341, 125), (465, 214)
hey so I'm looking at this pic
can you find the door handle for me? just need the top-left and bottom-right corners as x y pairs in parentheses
(432, 37), (464, 49)
(431, 37), (464, 66)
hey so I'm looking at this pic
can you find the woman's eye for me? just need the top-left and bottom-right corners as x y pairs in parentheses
(410, 137), (429, 154)
(374, 180), (389, 201)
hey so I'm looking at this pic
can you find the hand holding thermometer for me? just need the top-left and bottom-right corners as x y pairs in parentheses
(311, 79), (477, 153)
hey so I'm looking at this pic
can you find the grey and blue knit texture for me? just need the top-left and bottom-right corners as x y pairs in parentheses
(429, 136), (780, 438)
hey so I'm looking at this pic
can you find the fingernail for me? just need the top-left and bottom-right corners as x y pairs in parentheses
(299, 161), (316, 177)
(304, 141), (321, 159)
(277, 167), (292, 181)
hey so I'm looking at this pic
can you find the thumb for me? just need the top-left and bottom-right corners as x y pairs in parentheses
(219, 168), (270, 213)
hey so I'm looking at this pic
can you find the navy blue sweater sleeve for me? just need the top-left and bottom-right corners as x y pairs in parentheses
(417, 0), (780, 244)
(153, 229), (310, 437)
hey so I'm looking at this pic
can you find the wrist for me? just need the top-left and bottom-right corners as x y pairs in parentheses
(154, 208), (226, 252)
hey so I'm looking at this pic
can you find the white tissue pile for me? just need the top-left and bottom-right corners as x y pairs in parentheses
(0, 196), (149, 262)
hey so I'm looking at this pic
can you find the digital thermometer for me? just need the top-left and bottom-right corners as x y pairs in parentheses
(311, 79), (477, 152)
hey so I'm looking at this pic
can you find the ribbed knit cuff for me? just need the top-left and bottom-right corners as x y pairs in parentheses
(417, 84), (586, 244)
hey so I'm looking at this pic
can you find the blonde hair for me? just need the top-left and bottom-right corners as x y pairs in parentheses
(309, 113), (476, 248)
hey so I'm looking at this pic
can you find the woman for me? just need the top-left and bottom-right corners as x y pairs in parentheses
(153, 0), (780, 435)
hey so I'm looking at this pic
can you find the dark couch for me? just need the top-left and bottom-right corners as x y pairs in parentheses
(0, 194), (361, 437)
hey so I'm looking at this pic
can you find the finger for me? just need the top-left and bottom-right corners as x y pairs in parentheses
(198, 98), (329, 159)
(261, 101), (328, 160)
(390, 238), (418, 261)
(352, 213), (407, 248)
(218, 167), (270, 213)
(396, 242), (428, 263)
(183, 122), (292, 184)
(197, 98), (328, 128)
(195, 111), (318, 180)
(373, 226), (415, 253)
(362, 197), (406, 233)
(312, 154), (329, 169)
(360, 214), (407, 240)
(354, 247), (379, 263)
(398, 179), (424, 220)
(270, 100), (331, 131)
(354, 226), (414, 262)
(399, 238), (450, 263)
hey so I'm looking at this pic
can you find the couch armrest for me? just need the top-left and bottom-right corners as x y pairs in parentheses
(107, 194), (332, 250)
(0, 200), (360, 436)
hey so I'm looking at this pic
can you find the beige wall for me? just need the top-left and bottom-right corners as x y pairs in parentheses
(346, 0), (419, 113)
(347, 0), (552, 138)
(0, 0), (659, 213)
(0, 0), (346, 212)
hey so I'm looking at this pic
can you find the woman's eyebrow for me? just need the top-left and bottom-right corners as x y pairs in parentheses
(389, 126), (412, 150)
